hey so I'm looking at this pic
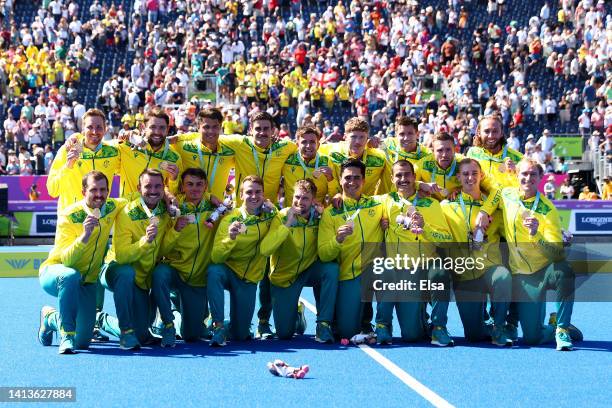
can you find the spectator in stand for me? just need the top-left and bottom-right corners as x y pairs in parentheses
(560, 179), (575, 200)
(578, 186), (598, 200)
(544, 175), (556, 200)
(602, 177), (612, 200)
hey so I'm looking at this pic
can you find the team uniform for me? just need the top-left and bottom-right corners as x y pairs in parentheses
(114, 140), (183, 197)
(39, 198), (125, 350)
(381, 139), (431, 167)
(320, 142), (392, 195)
(441, 192), (512, 342)
(174, 134), (236, 199)
(376, 192), (454, 342)
(153, 195), (217, 341)
(47, 138), (121, 212)
(466, 145), (523, 188)
(260, 207), (339, 339)
(318, 195), (385, 339)
(208, 205), (276, 340)
(499, 188), (576, 346)
(99, 197), (172, 344)
(281, 152), (340, 205)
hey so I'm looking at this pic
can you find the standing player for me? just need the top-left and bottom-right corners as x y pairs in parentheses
(467, 114), (522, 189)
(207, 176), (276, 346)
(282, 126), (340, 206)
(375, 160), (455, 346)
(174, 109), (236, 201)
(261, 179), (339, 342)
(499, 158), (581, 350)
(441, 158), (512, 346)
(97, 169), (173, 349)
(153, 168), (218, 346)
(381, 117), (431, 167)
(47, 109), (121, 212)
(318, 159), (385, 340)
(38, 171), (125, 353)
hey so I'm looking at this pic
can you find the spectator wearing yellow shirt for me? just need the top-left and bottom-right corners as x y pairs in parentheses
(121, 111), (136, 129)
(323, 85), (335, 112)
(602, 177), (612, 200)
(335, 79), (351, 109)
(310, 82), (322, 109)
(578, 186), (598, 200)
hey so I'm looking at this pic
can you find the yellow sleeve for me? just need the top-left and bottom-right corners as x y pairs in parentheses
(260, 213), (290, 257)
(159, 222), (181, 257)
(318, 209), (341, 262)
(219, 134), (245, 151)
(533, 207), (565, 260)
(480, 175), (502, 215)
(113, 212), (155, 264)
(422, 202), (454, 243)
(377, 160), (393, 194)
(46, 146), (71, 198)
(57, 217), (87, 267)
(211, 213), (239, 264)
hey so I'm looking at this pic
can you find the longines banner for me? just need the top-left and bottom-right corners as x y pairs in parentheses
(0, 246), (52, 277)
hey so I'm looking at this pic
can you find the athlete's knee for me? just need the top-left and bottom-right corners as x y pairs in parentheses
(57, 267), (81, 288)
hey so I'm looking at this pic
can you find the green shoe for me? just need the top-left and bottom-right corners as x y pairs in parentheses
(556, 328), (573, 351)
(161, 323), (176, 348)
(431, 326), (454, 347)
(59, 333), (76, 354)
(295, 302), (307, 335)
(210, 326), (227, 347)
(120, 330), (141, 350)
(256, 320), (274, 340)
(504, 323), (519, 342)
(315, 322), (334, 344)
(549, 313), (583, 342)
(491, 325), (513, 347)
(375, 324), (392, 345)
(38, 306), (55, 346)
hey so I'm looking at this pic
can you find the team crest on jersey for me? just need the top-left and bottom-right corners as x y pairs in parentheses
(104, 160), (110, 168)
(368, 209), (375, 217)
(77, 161), (82, 167)
(366, 169), (373, 176)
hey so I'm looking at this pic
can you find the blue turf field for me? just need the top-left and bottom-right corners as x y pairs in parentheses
(1, 278), (610, 408)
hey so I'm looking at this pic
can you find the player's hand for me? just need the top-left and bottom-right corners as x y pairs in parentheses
(174, 216), (189, 232)
(331, 193), (343, 209)
(367, 136), (381, 148)
(285, 207), (296, 227)
(81, 215), (99, 242)
(145, 223), (158, 243)
(418, 182), (439, 197)
(336, 223), (354, 243)
(410, 211), (424, 229)
(505, 158), (517, 173)
(210, 194), (222, 207)
(163, 163), (179, 180)
(66, 148), (80, 168)
(475, 210), (491, 231)
(522, 216), (539, 236)
(380, 217), (389, 230)
(318, 166), (334, 181)
(447, 188), (461, 200)
(228, 221), (244, 240)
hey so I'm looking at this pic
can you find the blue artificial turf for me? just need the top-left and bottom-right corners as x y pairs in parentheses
(1, 278), (610, 408)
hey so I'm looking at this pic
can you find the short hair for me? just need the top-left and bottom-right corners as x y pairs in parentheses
(517, 157), (544, 176)
(474, 114), (505, 147)
(82, 108), (106, 124)
(395, 116), (418, 132)
(139, 168), (164, 184)
(432, 132), (455, 145)
(295, 125), (322, 140)
(82, 170), (109, 190)
(344, 117), (370, 134)
(457, 158), (482, 173)
(197, 108), (223, 124)
(391, 159), (415, 174)
(341, 158), (366, 178)
(181, 167), (208, 183)
(294, 179), (317, 196)
(145, 107), (170, 126)
(241, 175), (265, 192)
(250, 111), (277, 129)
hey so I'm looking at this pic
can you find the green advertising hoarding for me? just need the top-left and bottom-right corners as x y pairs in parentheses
(553, 137), (583, 158)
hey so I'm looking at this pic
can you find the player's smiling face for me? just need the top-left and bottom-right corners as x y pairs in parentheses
(433, 140), (455, 169)
(292, 188), (314, 217)
(82, 176), (109, 209)
(391, 162), (416, 194)
(145, 117), (169, 150)
(518, 162), (542, 197)
(138, 174), (165, 208)
(346, 131), (368, 157)
(396, 125), (418, 152)
(340, 166), (365, 199)
(297, 132), (319, 161)
(251, 120), (274, 149)
(199, 118), (221, 149)
(241, 180), (264, 213)
(480, 117), (504, 152)
(457, 161), (482, 193)
(182, 175), (207, 203)
(83, 115), (106, 149)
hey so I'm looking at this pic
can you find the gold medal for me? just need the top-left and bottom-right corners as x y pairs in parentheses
(312, 169), (321, 179)
(186, 214), (196, 224)
(439, 188), (449, 197)
(159, 161), (171, 171)
(150, 216), (160, 226)
(498, 162), (506, 173)
(238, 223), (248, 234)
(92, 208), (101, 219)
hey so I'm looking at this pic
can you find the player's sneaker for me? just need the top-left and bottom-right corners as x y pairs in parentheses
(91, 328), (110, 342)
(38, 306), (55, 346)
(210, 326), (227, 347)
(504, 323), (519, 342)
(548, 313), (583, 342)
(160, 323), (176, 348)
(58, 333), (76, 354)
(256, 320), (274, 339)
(491, 325), (513, 347)
(119, 330), (141, 350)
(431, 326), (454, 347)
(315, 322), (334, 344)
(295, 302), (307, 335)
(375, 324), (392, 345)
(556, 328), (573, 351)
